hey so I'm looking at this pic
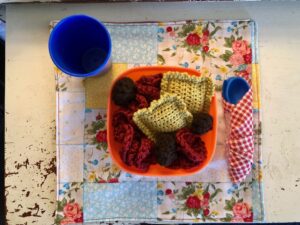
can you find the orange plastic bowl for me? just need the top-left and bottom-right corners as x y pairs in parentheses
(107, 66), (217, 176)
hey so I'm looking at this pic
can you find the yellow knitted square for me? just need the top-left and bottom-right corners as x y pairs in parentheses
(133, 94), (193, 141)
(160, 72), (214, 114)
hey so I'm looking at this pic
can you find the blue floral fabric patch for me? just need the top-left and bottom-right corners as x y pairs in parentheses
(83, 182), (157, 221)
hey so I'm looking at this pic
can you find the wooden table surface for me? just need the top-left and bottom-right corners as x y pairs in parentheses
(5, 2), (300, 224)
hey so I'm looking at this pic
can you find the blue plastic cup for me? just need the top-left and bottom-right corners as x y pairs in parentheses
(49, 15), (112, 77)
(222, 77), (250, 104)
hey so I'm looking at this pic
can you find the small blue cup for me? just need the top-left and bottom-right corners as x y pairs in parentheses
(49, 15), (112, 77)
(222, 77), (250, 104)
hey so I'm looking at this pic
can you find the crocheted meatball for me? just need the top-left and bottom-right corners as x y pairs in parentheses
(154, 133), (178, 167)
(112, 77), (137, 107)
(191, 112), (213, 135)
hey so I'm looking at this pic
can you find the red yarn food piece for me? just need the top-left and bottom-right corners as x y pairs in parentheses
(176, 128), (207, 163)
(113, 108), (133, 126)
(136, 74), (162, 88)
(135, 138), (155, 171)
(113, 108), (135, 142)
(112, 74), (162, 171)
(129, 94), (149, 112)
(119, 123), (146, 167)
(136, 74), (162, 102)
(148, 152), (157, 165)
(136, 84), (160, 102)
(113, 123), (131, 145)
(119, 129), (155, 170)
(168, 151), (199, 169)
(121, 137), (139, 167)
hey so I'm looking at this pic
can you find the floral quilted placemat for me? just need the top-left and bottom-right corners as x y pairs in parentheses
(52, 19), (264, 224)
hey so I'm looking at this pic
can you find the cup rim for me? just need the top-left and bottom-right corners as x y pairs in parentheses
(225, 77), (250, 104)
(49, 14), (112, 77)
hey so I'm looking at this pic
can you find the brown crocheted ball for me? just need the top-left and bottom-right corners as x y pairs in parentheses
(112, 77), (137, 107)
(191, 112), (213, 135)
(154, 133), (178, 167)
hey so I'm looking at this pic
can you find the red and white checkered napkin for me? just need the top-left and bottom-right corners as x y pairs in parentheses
(223, 89), (254, 183)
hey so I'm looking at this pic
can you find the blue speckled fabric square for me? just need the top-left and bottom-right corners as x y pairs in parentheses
(83, 182), (157, 222)
(106, 24), (157, 64)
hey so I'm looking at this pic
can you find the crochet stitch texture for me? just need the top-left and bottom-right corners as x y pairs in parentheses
(160, 72), (214, 114)
(133, 93), (193, 141)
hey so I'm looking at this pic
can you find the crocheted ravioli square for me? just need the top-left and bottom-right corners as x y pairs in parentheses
(161, 72), (214, 114)
(133, 93), (193, 141)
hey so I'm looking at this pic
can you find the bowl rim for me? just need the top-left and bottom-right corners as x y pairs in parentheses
(107, 65), (217, 176)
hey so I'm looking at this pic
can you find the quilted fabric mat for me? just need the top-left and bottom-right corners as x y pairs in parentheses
(52, 19), (264, 224)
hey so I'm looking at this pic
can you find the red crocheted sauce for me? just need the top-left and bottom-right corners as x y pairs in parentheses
(176, 128), (207, 163)
(112, 74), (208, 171)
(135, 74), (162, 102)
(112, 74), (162, 170)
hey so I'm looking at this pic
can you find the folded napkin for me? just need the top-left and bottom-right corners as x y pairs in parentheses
(223, 86), (254, 183)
